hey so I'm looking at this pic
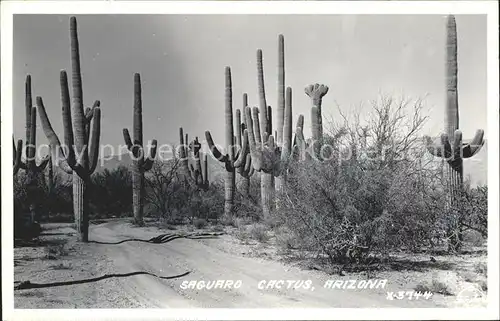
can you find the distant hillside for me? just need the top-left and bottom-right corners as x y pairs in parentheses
(56, 139), (487, 187)
(94, 152), (226, 183)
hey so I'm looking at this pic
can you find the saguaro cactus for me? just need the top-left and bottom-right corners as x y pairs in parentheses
(18, 76), (50, 224)
(424, 15), (485, 252)
(235, 99), (255, 196)
(13, 138), (23, 176)
(205, 67), (249, 217)
(305, 83), (329, 159)
(37, 16), (101, 242)
(188, 136), (210, 190)
(123, 73), (158, 226)
(179, 127), (192, 180)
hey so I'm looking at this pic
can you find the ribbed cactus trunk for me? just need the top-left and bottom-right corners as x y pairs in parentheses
(275, 35), (285, 198)
(257, 49), (274, 218)
(224, 68), (236, 218)
(132, 160), (144, 224)
(73, 173), (89, 242)
(123, 73), (157, 226)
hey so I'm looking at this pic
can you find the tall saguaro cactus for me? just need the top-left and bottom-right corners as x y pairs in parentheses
(305, 83), (329, 159)
(37, 16), (102, 242)
(18, 75), (50, 223)
(255, 49), (276, 216)
(205, 67), (249, 218)
(424, 15), (485, 252)
(123, 73), (158, 226)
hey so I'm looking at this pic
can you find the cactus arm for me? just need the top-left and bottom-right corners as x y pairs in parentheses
(224, 67), (235, 162)
(205, 130), (227, 163)
(26, 107), (37, 169)
(13, 139), (23, 175)
(133, 73), (143, 145)
(277, 34), (285, 147)
(179, 127), (186, 159)
(245, 107), (263, 171)
(233, 128), (249, 168)
(462, 129), (485, 158)
(36, 96), (75, 174)
(235, 109), (242, 148)
(85, 100), (100, 121)
(85, 100), (100, 143)
(143, 139), (158, 171)
(282, 87), (293, 161)
(185, 133), (189, 159)
(204, 154), (209, 185)
(257, 50), (268, 142)
(60, 71), (77, 167)
(69, 17), (86, 152)
(252, 107), (262, 145)
(25, 75), (32, 150)
(88, 108), (101, 175)
(244, 153), (252, 173)
(267, 105), (273, 136)
(123, 128), (133, 151)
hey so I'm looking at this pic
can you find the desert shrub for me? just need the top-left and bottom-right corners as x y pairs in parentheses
(193, 218), (207, 229)
(275, 95), (452, 265)
(474, 262), (487, 276)
(90, 166), (133, 219)
(145, 158), (225, 224)
(248, 223), (270, 243)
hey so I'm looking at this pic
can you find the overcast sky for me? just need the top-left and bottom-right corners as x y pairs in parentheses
(13, 14), (487, 157)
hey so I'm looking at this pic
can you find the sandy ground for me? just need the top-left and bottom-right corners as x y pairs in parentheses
(14, 220), (488, 308)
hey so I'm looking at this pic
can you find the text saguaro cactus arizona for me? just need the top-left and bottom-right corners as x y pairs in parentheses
(205, 67), (250, 218)
(37, 16), (102, 242)
(424, 15), (485, 252)
(123, 73), (158, 226)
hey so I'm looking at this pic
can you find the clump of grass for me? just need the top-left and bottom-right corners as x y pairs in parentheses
(210, 224), (224, 232)
(193, 218), (207, 229)
(45, 244), (68, 260)
(234, 226), (250, 244)
(474, 262), (487, 276)
(414, 279), (453, 296)
(248, 223), (269, 243)
(275, 226), (299, 250)
(50, 262), (72, 270)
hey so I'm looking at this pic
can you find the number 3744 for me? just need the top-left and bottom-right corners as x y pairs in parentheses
(386, 291), (433, 300)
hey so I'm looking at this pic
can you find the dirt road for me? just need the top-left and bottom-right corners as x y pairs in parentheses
(15, 220), (446, 308)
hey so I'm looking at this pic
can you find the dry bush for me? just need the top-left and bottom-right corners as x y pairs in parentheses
(248, 223), (270, 243)
(275, 95), (453, 265)
(193, 218), (208, 229)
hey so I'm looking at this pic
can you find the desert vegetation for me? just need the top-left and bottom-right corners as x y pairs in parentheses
(13, 15), (488, 306)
